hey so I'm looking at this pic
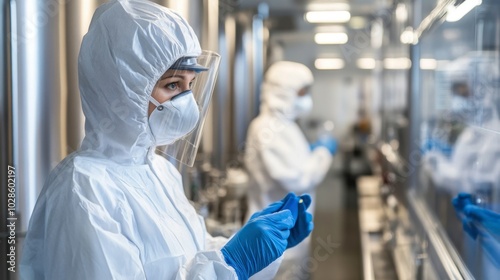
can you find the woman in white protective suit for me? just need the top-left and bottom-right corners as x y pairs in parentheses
(20, 1), (314, 279)
(244, 61), (336, 279)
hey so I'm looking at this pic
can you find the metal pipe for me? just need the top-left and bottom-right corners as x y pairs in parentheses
(406, 0), (423, 190)
(1, 1), (13, 278)
(210, 7), (268, 170)
(212, 15), (235, 170)
(232, 9), (267, 161)
(12, 0), (65, 233)
(232, 13), (253, 158)
(251, 3), (268, 120)
(199, 0), (219, 159)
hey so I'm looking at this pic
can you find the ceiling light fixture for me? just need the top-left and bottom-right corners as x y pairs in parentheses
(349, 16), (366, 29)
(314, 32), (348, 44)
(315, 58), (345, 70)
(307, 3), (350, 11)
(356, 58), (376, 70)
(420, 59), (437, 70)
(305, 11), (351, 23)
(384, 58), (412, 70)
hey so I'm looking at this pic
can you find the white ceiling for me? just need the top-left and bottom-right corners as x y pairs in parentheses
(235, 0), (394, 67)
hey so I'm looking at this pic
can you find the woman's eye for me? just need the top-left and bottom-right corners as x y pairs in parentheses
(189, 81), (193, 89)
(165, 83), (178, 90)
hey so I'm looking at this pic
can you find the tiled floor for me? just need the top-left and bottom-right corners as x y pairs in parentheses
(310, 169), (363, 280)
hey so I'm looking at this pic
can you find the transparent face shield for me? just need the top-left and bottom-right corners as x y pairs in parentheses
(153, 51), (220, 166)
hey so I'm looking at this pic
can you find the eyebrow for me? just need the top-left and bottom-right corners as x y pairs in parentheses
(160, 74), (196, 81)
(161, 74), (184, 81)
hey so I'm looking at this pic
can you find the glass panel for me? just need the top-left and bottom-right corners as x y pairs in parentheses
(417, 0), (500, 278)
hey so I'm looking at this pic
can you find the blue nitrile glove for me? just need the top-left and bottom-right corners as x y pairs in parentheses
(463, 205), (500, 237)
(285, 194), (314, 249)
(452, 193), (479, 238)
(249, 193), (299, 221)
(310, 136), (337, 155)
(221, 210), (294, 279)
(422, 138), (453, 157)
(462, 204), (500, 263)
(249, 193), (313, 249)
(452, 192), (475, 213)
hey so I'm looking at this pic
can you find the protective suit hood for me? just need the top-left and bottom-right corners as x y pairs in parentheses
(260, 61), (314, 119)
(78, 0), (201, 165)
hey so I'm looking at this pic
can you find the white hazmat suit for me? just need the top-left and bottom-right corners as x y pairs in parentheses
(244, 61), (333, 279)
(20, 1), (279, 279)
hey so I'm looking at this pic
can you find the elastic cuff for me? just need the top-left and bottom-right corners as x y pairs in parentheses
(220, 249), (248, 280)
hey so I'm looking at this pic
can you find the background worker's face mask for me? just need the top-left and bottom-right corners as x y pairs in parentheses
(294, 95), (313, 118)
(149, 91), (200, 146)
(153, 51), (221, 166)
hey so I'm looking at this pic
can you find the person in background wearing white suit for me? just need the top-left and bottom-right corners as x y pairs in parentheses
(244, 61), (337, 279)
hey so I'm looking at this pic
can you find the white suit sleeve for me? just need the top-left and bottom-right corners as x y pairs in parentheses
(261, 143), (332, 194)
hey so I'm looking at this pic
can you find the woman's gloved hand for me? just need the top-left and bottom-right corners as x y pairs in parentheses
(249, 193), (299, 221)
(221, 210), (294, 279)
(286, 194), (314, 249)
(310, 136), (337, 155)
(248, 193), (314, 249)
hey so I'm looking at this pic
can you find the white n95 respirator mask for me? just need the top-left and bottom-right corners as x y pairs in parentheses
(148, 90), (200, 146)
(294, 95), (313, 117)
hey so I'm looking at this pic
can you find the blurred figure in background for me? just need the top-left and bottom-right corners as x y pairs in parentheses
(244, 61), (336, 279)
(422, 54), (500, 194)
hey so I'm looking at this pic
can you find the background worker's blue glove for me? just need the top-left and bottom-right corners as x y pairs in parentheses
(221, 210), (294, 279)
(452, 193), (500, 239)
(452, 193), (480, 238)
(463, 204), (500, 237)
(462, 204), (500, 263)
(452, 192), (475, 212)
(310, 135), (337, 155)
(422, 138), (453, 157)
(286, 194), (314, 249)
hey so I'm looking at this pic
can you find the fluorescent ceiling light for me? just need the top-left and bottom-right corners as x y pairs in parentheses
(384, 58), (412, 70)
(305, 11), (351, 23)
(395, 4), (408, 22)
(349, 16), (366, 29)
(307, 3), (350, 11)
(315, 58), (345, 70)
(314, 32), (348, 44)
(420, 59), (437, 70)
(356, 58), (376, 70)
(446, 0), (482, 22)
